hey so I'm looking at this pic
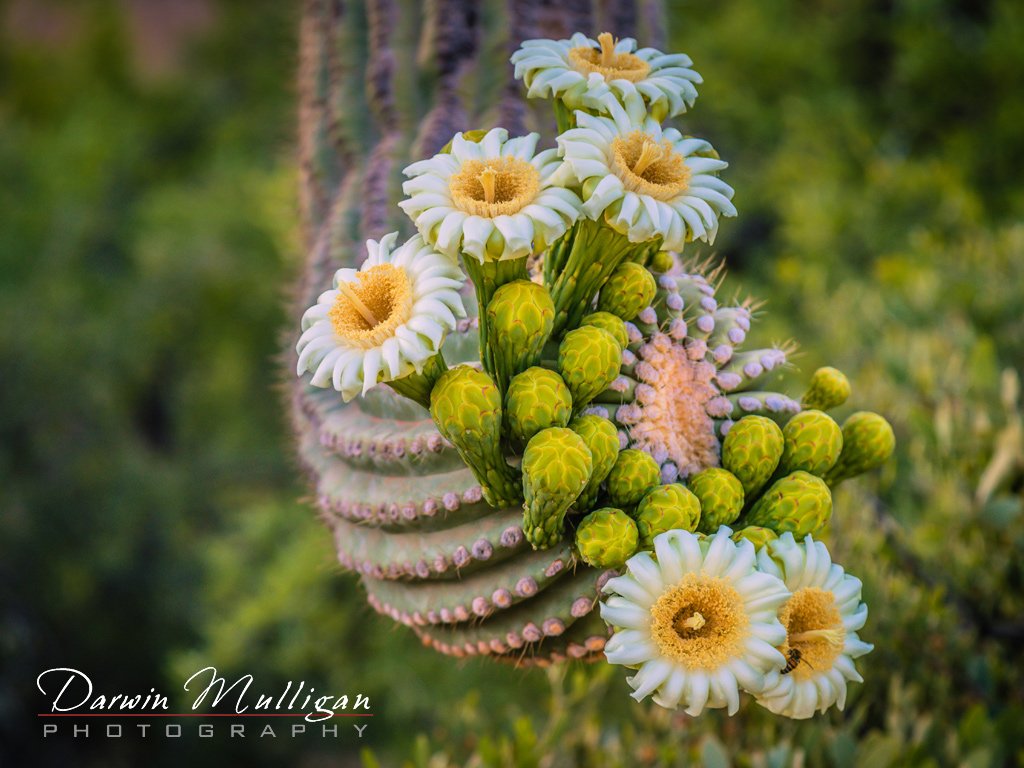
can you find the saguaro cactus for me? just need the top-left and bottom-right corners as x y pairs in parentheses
(291, 0), (666, 665)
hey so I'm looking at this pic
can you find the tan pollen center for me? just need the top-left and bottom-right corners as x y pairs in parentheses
(568, 32), (651, 83)
(630, 338), (720, 477)
(328, 263), (413, 349)
(649, 574), (748, 670)
(778, 587), (846, 680)
(449, 157), (541, 218)
(610, 131), (691, 201)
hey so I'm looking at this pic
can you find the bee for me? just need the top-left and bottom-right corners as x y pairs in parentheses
(780, 648), (811, 675)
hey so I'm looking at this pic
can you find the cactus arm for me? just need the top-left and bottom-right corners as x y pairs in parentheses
(491, 613), (611, 666)
(328, 507), (530, 580)
(716, 347), (791, 392)
(413, 567), (613, 657)
(725, 391), (802, 423)
(363, 542), (576, 625)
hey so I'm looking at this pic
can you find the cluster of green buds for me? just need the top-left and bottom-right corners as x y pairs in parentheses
(293, 25), (894, 704)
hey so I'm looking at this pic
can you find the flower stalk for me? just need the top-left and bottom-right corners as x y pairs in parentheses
(387, 352), (448, 410)
(462, 255), (529, 377)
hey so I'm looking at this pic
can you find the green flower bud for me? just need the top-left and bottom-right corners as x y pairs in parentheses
(505, 367), (572, 448)
(721, 415), (784, 497)
(430, 365), (522, 507)
(649, 250), (675, 273)
(825, 411), (896, 486)
(575, 508), (639, 568)
(606, 449), (661, 509)
(580, 311), (628, 349)
(569, 414), (620, 512)
(689, 468), (745, 533)
(744, 470), (833, 537)
(634, 484), (701, 550)
(596, 261), (657, 321)
(780, 409), (843, 477)
(486, 279), (555, 392)
(557, 325), (621, 411)
(522, 427), (593, 549)
(801, 366), (851, 411)
(439, 129), (487, 153)
(731, 526), (779, 550)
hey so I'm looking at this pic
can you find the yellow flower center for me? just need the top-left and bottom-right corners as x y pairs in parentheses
(328, 263), (413, 349)
(778, 587), (846, 680)
(650, 574), (748, 670)
(448, 157), (540, 218)
(610, 131), (691, 201)
(568, 32), (651, 83)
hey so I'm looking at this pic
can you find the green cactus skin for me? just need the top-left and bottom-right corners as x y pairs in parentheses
(489, 613), (611, 666)
(364, 542), (576, 625)
(575, 508), (639, 568)
(727, 391), (803, 424)
(569, 414), (621, 512)
(557, 326), (621, 412)
(825, 411), (896, 486)
(522, 427), (593, 549)
(430, 365), (522, 508)
(802, 366), (852, 411)
(689, 467), (746, 533)
(716, 347), (791, 393)
(580, 311), (628, 349)
(329, 507), (528, 580)
(722, 415), (785, 497)
(780, 409), (844, 477)
(744, 470), (834, 537)
(548, 218), (641, 334)
(634, 484), (701, 550)
(411, 573), (610, 663)
(596, 261), (658, 321)
(505, 367), (572, 449)
(606, 449), (662, 509)
(486, 279), (555, 393)
(731, 526), (779, 550)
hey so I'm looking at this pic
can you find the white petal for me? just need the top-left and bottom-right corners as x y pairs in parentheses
(624, 552), (665, 596)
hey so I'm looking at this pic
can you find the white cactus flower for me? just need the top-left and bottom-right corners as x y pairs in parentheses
(399, 128), (582, 263)
(512, 32), (701, 120)
(601, 527), (791, 715)
(754, 533), (874, 719)
(296, 233), (465, 401)
(557, 92), (737, 251)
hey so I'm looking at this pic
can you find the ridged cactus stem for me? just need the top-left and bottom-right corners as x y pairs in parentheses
(548, 219), (650, 334)
(388, 352), (448, 410)
(727, 391), (802, 423)
(462, 256), (529, 378)
(717, 347), (791, 393)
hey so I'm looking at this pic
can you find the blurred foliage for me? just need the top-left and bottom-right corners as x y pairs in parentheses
(2, 0), (1023, 766)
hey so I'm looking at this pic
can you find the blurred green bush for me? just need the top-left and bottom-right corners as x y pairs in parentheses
(1, 1), (1022, 766)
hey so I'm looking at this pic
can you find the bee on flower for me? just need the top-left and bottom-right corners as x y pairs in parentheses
(601, 527), (791, 714)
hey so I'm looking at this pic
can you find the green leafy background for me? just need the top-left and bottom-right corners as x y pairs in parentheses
(2, 1), (1022, 765)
